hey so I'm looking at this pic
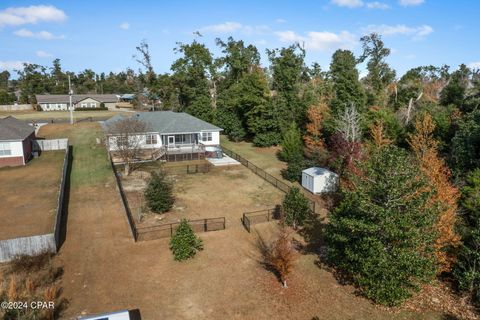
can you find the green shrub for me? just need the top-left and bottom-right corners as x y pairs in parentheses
(144, 170), (174, 213)
(282, 187), (310, 228)
(170, 219), (203, 261)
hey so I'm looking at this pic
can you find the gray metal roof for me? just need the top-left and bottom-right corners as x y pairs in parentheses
(104, 111), (222, 134)
(36, 94), (119, 104)
(0, 116), (35, 140)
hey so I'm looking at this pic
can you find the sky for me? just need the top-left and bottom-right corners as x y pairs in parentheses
(0, 0), (479, 78)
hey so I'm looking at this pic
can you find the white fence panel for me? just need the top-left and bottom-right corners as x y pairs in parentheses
(0, 234), (56, 263)
(33, 139), (69, 151)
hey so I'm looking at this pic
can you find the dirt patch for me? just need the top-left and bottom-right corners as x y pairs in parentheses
(0, 151), (65, 240)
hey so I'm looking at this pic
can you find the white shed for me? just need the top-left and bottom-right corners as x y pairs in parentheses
(301, 167), (339, 194)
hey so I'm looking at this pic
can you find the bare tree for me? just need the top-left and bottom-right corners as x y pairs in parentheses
(106, 117), (149, 175)
(336, 103), (362, 143)
(399, 91), (423, 125)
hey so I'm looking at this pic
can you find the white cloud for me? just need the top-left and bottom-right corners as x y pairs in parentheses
(275, 30), (357, 52)
(0, 60), (26, 71)
(36, 50), (52, 58)
(14, 28), (65, 40)
(468, 62), (480, 70)
(363, 24), (433, 39)
(199, 21), (242, 33)
(256, 39), (268, 46)
(276, 18), (287, 23)
(199, 21), (269, 35)
(399, 0), (425, 6)
(0, 5), (66, 27)
(331, 0), (364, 8)
(366, 2), (390, 9)
(119, 22), (130, 30)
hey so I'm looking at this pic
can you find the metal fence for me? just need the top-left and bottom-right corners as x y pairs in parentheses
(162, 163), (211, 175)
(242, 206), (281, 233)
(136, 217), (226, 241)
(33, 138), (69, 151)
(222, 147), (317, 214)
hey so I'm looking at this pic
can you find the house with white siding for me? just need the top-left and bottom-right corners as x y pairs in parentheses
(104, 111), (223, 162)
(35, 94), (120, 111)
(0, 116), (35, 167)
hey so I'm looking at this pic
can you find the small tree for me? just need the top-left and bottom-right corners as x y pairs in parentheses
(106, 116), (149, 175)
(283, 187), (310, 229)
(264, 225), (296, 288)
(144, 171), (174, 214)
(170, 219), (203, 261)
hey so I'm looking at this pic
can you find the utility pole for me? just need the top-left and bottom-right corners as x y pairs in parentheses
(68, 75), (73, 125)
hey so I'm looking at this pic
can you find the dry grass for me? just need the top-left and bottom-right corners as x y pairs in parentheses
(0, 150), (65, 240)
(0, 110), (131, 121)
(122, 165), (284, 226)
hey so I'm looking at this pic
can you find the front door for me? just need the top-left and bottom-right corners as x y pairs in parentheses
(168, 135), (175, 146)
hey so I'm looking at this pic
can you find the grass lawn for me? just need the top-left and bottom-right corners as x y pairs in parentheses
(0, 110), (132, 121)
(37, 122), (111, 187)
(0, 150), (65, 239)
(221, 135), (287, 181)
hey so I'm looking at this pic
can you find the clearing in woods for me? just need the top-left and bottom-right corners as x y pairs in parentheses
(23, 122), (449, 319)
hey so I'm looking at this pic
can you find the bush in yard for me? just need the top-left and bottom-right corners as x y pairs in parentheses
(325, 146), (439, 306)
(282, 187), (310, 229)
(144, 170), (174, 213)
(170, 219), (203, 261)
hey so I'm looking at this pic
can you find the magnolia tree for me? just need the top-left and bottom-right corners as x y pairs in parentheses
(106, 117), (149, 175)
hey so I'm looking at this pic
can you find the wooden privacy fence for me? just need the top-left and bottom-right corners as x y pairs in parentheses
(33, 138), (69, 151)
(222, 147), (317, 214)
(136, 217), (226, 241)
(242, 207), (281, 233)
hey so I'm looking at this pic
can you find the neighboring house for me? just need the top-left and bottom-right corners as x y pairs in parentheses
(35, 94), (120, 111)
(0, 116), (35, 167)
(104, 111), (223, 162)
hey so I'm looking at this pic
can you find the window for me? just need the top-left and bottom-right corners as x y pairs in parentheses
(0, 142), (12, 156)
(201, 132), (212, 142)
(146, 134), (157, 145)
(81, 103), (88, 108)
(90, 102), (97, 108)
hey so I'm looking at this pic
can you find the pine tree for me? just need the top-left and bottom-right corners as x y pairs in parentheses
(330, 50), (366, 116)
(170, 219), (203, 261)
(280, 123), (305, 181)
(369, 119), (392, 149)
(408, 113), (461, 272)
(326, 146), (438, 306)
(144, 171), (174, 214)
(282, 187), (310, 229)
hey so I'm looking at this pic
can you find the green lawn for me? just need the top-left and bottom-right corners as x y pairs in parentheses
(220, 135), (287, 180)
(0, 110), (132, 121)
(37, 123), (112, 187)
